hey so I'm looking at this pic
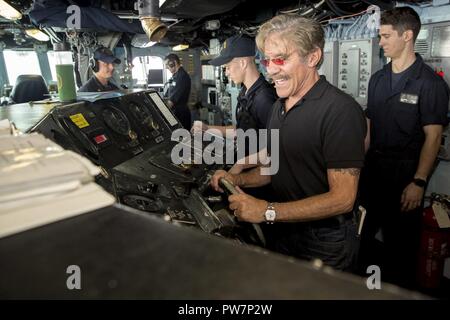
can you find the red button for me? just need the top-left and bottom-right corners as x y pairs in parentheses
(94, 134), (107, 144)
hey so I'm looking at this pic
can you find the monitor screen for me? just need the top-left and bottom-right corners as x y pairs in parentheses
(147, 69), (164, 85)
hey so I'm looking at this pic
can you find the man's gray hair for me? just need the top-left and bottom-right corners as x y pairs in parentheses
(256, 14), (325, 68)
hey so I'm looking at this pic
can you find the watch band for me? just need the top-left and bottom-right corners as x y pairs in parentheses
(265, 202), (276, 224)
(413, 178), (427, 188)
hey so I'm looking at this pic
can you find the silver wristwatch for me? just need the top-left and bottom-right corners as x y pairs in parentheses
(264, 203), (276, 224)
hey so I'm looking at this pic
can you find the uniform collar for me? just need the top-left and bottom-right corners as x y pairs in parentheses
(302, 75), (328, 101)
(277, 75), (328, 114)
(247, 74), (266, 95)
(173, 66), (185, 78)
(93, 75), (111, 90)
(380, 53), (424, 98)
(239, 74), (266, 98)
(381, 53), (424, 80)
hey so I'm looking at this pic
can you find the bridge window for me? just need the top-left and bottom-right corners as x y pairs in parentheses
(131, 56), (171, 87)
(47, 51), (74, 81)
(4, 50), (41, 86)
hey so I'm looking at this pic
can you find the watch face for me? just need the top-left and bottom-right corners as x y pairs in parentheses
(265, 209), (276, 222)
(414, 179), (426, 187)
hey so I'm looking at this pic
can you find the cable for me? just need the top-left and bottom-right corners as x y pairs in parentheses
(301, 0), (326, 16)
(321, 8), (369, 24)
(303, 0), (320, 16)
(279, 8), (300, 14)
(361, 0), (394, 10)
(279, 0), (326, 15)
(325, 0), (354, 16)
(167, 19), (184, 29)
(316, 10), (333, 21)
(279, 0), (301, 14)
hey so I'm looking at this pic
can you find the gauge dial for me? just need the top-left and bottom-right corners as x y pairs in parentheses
(102, 106), (131, 136)
(129, 102), (159, 131)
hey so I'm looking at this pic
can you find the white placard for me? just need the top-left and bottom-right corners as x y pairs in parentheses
(148, 92), (178, 127)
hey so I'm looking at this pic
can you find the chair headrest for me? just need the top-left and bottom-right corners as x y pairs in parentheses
(10, 74), (49, 104)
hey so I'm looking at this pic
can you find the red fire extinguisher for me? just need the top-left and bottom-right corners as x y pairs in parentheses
(417, 193), (450, 290)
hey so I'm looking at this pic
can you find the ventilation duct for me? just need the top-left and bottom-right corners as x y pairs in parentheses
(137, 0), (167, 42)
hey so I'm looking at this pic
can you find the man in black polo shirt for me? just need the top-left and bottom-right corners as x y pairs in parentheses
(164, 53), (192, 129)
(192, 35), (277, 160)
(360, 7), (449, 288)
(211, 15), (366, 271)
(78, 47), (120, 92)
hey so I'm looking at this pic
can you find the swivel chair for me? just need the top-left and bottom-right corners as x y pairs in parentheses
(10, 74), (49, 103)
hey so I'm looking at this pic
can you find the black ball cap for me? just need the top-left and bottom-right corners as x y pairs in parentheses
(94, 47), (121, 64)
(209, 35), (255, 66)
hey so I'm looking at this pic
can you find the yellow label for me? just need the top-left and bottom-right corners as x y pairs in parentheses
(70, 113), (89, 129)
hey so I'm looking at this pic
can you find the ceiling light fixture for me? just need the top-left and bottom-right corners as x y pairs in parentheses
(0, 0), (22, 20)
(25, 29), (50, 42)
(172, 44), (189, 51)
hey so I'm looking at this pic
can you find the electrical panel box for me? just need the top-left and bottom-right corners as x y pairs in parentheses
(416, 21), (450, 161)
(201, 65), (215, 82)
(338, 39), (381, 107)
(319, 41), (339, 86)
(415, 22), (450, 112)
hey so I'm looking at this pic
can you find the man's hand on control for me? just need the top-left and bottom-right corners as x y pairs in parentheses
(210, 170), (238, 193)
(229, 186), (268, 223)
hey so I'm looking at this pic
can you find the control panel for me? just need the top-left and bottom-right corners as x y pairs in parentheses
(29, 90), (259, 243)
(338, 39), (382, 107)
(319, 41), (339, 86)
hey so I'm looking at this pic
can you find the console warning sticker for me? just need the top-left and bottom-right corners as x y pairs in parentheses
(70, 113), (89, 128)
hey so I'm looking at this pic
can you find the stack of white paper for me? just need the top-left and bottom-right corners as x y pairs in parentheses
(0, 133), (115, 238)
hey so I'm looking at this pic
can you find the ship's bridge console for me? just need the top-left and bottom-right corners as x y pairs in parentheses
(29, 90), (261, 244)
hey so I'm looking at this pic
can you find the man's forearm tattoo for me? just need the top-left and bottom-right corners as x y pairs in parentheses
(333, 168), (361, 176)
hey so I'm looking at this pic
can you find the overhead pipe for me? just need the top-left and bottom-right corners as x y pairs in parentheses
(136, 0), (168, 42)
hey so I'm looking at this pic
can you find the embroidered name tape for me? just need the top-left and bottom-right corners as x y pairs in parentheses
(400, 93), (418, 104)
